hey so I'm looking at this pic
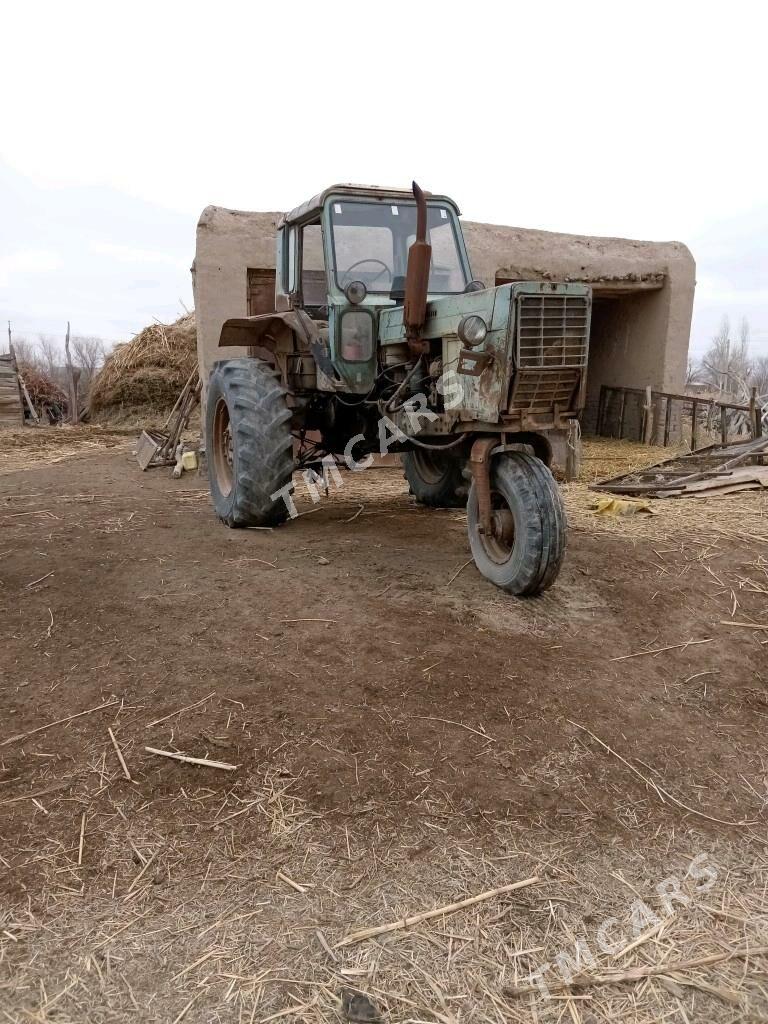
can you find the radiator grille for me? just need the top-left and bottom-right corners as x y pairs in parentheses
(509, 368), (581, 414)
(516, 294), (589, 369)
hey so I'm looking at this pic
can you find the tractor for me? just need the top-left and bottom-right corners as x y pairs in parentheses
(205, 183), (591, 596)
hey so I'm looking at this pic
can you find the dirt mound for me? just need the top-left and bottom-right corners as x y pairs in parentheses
(89, 312), (197, 416)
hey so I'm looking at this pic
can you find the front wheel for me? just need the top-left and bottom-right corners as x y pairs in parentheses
(467, 452), (566, 596)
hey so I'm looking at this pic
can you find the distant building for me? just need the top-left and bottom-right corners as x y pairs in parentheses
(685, 381), (719, 399)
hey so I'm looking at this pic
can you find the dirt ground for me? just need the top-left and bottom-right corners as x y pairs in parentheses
(1, 427), (767, 1023)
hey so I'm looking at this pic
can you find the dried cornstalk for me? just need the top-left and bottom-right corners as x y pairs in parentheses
(336, 877), (540, 947)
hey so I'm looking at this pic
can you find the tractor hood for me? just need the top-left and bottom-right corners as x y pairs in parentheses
(378, 281), (591, 350)
(378, 285), (509, 347)
(378, 281), (592, 423)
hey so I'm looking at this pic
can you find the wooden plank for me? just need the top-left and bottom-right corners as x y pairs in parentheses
(651, 393), (663, 445)
(596, 385), (607, 437)
(64, 321), (79, 425)
(18, 376), (39, 423)
(617, 389), (627, 439)
(599, 384), (751, 413)
(592, 434), (768, 494)
(751, 387), (762, 439)
(663, 396), (673, 446)
(642, 385), (653, 444)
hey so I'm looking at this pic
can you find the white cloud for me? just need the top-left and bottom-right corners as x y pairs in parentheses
(0, 0), (766, 352)
(1, 1), (766, 237)
(0, 249), (63, 287)
(90, 241), (188, 268)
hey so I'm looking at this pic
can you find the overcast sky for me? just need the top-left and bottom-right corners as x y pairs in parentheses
(1, 0), (765, 358)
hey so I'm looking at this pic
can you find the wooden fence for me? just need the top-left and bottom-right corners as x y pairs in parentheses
(596, 384), (764, 449)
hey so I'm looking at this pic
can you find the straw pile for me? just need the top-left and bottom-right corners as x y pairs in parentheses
(89, 312), (196, 416)
(17, 365), (68, 416)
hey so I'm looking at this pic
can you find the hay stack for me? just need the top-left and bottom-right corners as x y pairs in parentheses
(90, 312), (197, 416)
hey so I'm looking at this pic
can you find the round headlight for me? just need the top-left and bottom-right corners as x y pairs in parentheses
(457, 314), (488, 347)
(345, 280), (367, 305)
(464, 280), (486, 293)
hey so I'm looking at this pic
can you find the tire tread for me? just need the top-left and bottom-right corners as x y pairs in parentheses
(206, 359), (293, 528)
(467, 451), (566, 596)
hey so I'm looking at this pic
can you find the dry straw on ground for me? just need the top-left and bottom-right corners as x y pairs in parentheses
(1, 431), (767, 1022)
(1, 737), (766, 1024)
(565, 436), (768, 545)
(0, 425), (129, 475)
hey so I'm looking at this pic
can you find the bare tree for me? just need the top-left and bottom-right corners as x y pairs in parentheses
(71, 335), (106, 391)
(750, 355), (768, 399)
(739, 316), (751, 348)
(685, 356), (700, 386)
(10, 336), (39, 369)
(700, 315), (751, 400)
(36, 334), (63, 381)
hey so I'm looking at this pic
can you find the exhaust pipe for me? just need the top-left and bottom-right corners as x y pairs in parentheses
(403, 181), (431, 355)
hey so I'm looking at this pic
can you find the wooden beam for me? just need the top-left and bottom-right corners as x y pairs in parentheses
(663, 396), (673, 446)
(18, 375), (39, 423)
(596, 385), (607, 437)
(617, 389), (627, 440)
(601, 384), (750, 413)
(642, 385), (653, 444)
(751, 387), (762, 439)
(64, 321), (79, 425)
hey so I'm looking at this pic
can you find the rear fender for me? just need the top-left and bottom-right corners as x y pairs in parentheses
(218, 310), (318, 352)
(218, 310), (331, 390)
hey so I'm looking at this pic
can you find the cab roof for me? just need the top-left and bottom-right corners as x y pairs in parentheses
(278, 184), (461, 228)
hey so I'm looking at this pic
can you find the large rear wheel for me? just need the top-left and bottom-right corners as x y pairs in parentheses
(403, 448), (466, 507)
(206, 359), (293, 527)
(467, 452), (566, 596)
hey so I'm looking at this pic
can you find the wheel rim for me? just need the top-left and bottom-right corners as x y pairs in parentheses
(212, 398), (234, 497)
(412, 449), (449, 485)
(479, 490), (516, 564)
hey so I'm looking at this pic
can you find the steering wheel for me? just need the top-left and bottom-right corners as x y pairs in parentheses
(340, 258), (393, 288)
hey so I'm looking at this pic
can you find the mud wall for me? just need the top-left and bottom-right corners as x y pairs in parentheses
(192, 206), (280, 383)
(193, 206), (696, 429)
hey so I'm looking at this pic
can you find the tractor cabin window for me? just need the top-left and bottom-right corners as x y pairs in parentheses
(329, 201), (468, 296)
(300, 222), (327, 308)
(286, 227), (297, 293)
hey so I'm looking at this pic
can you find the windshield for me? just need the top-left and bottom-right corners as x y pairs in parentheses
(329, 200), (468, 295)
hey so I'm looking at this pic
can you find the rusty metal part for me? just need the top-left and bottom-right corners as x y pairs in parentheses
(136, 367), (201, 470)
(403, 181), (431, 355)
(457, 347), (494, 377)
(469, 437), (498, 535)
